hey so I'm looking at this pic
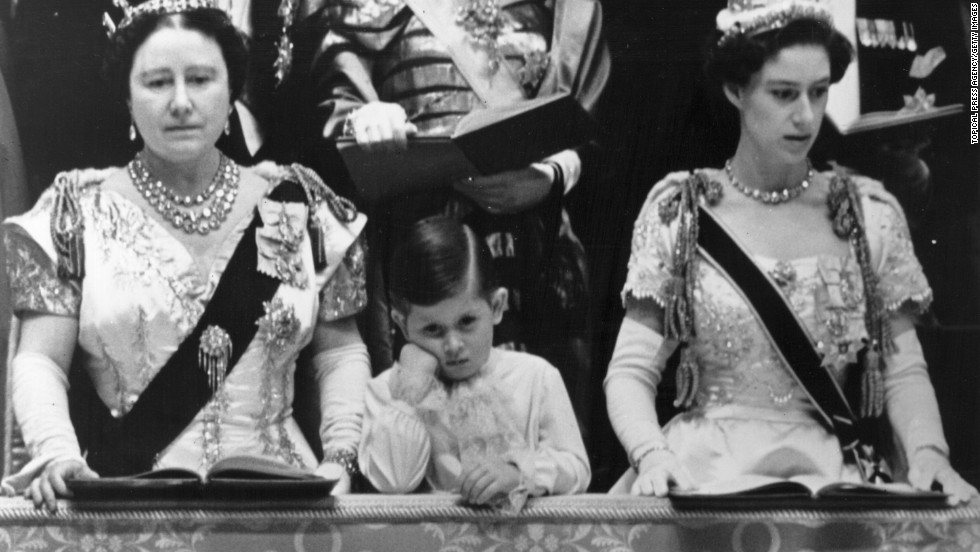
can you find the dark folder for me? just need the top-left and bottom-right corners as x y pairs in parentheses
(337, 93), (597, 202)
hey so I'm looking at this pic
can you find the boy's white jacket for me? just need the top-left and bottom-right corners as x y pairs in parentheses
(358, 349), (590, 510)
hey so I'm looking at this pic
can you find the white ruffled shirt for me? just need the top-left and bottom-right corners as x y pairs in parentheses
(359, 349), (590, 510)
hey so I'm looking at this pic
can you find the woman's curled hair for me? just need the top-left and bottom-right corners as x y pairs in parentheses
(104, 8), (249, 105)
(388, 216), (498, 311)
(704, 18), (854, 88)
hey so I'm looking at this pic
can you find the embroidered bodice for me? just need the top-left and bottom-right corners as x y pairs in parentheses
(623, 170), (932, 413)
(4, 165), (368, 472)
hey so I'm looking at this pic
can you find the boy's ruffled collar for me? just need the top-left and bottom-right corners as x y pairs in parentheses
(406, 349), (535, 512)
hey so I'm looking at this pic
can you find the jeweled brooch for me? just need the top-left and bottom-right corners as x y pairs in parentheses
(257, 297), (299, 352)
(199, 325), (232, 391)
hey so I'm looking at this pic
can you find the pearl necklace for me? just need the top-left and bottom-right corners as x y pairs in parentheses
(725, 158), (813, 205)
(129, 153), (240, 235)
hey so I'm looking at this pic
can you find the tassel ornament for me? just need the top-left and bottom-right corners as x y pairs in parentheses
(674, 347), (700, 408)
(658, 171), (723, 410)
(308, 212), (328, 271)
(861, 345), (885, 418)
(829, 173), (892, 419)
(660, 276), (687, 343)
(286, 163), (357, 270)
(50, 174), (85, 280)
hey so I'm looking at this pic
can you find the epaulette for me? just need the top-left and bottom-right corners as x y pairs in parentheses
(827, 170), (890, 419)
(655, 171), (722, 224)
(285, 163), (358, 224)
(49, 168), (109, 281)
(262, 163), (358, 271)
(649, 170), (722, 410)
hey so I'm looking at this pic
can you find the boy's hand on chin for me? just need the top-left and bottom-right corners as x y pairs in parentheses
(459, 458), (522, 506)
(399, 343), (439, 376)
(391, 343), (441, 404)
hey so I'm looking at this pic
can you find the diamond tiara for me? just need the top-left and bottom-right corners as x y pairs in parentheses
(104, 0), (219, 36)
(716, 0), (833, 46)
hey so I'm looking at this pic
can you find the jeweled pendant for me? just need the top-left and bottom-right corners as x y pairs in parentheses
(199, 325), (232, 392)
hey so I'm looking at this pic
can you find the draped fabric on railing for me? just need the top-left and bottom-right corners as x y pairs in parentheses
(0, 495), (977, 551)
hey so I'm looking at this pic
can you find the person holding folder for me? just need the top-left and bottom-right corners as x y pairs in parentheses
(309, 0), (610, 425)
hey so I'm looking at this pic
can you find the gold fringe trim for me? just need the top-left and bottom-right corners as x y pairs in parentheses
(657, 172), (722, 409)
(829, 173), (891, 419)
(50, 172), (85, 280)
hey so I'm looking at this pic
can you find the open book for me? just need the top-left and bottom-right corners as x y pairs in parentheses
(337, 93), (598, 202)
(66, 455), (336, 501)
(670, 474), (948, 510)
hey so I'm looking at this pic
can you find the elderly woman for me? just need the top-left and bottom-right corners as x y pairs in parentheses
(604, 0), (976, 504)
(2, 0), (370, 510)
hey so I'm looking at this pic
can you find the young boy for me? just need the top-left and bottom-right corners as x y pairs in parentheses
(358, 217), (590, 510)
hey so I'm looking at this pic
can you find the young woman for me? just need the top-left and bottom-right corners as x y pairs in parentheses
(3, 0), (370, 510)
(604, 0), (976, 504)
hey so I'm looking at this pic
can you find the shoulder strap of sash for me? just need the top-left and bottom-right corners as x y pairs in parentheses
(695, 205), (871, 478)
(403, 0), (526, 107)
(69, 210), (280, 476)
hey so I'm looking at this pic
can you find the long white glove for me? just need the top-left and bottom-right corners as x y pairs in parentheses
(603, 316), (678, 467)
(2, 352), (85, 495)
(312, 342), (370, 476)
(884, 328), (977, 503)
(884, 328), (949, 460)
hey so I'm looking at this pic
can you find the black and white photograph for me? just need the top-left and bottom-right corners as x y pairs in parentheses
(0, 0), (977, 549)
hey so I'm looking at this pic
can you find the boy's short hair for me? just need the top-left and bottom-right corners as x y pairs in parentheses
(388, 216), (498, 313)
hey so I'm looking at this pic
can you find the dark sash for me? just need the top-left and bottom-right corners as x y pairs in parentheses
(696, 206), (876, 480)
(69, 211), (280, 476)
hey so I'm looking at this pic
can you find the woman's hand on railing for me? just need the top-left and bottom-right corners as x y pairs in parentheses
(631, 450), (694, 497)
(908, 447), (978, 506)
(28, 458), (98, 512)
